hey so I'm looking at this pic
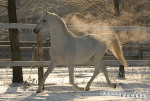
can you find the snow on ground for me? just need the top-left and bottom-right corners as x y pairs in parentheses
(0, 66), (150, 101)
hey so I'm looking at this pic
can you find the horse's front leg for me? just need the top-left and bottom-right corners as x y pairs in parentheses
(68, 65), (84, 91)
(36, 61), (55, 93)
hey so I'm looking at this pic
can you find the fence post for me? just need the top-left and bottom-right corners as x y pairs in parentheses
(138, 45), (143, 60)
(37, 33), (44, 87)
(129, 45), (131, 59)
(46, 38), (51, 47)
(119, 65), (125, 78)
(32, 45), (36, 61)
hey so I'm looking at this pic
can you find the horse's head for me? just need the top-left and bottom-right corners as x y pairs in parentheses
(33, 12), (57, 35)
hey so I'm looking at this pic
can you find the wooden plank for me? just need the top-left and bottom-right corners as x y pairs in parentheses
(0, 59), (11, 61)
(68, 25), (150, 31)
(0, 45), (50, 50)
(0, 61), (43, 66)
(1, 60), (150, 67)
(0, 23), (150, 31)
(0, 23), (35, 29)
(1, 45), (149, 51)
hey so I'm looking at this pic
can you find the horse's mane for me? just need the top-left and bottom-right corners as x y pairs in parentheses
(50, 13), (74, 36)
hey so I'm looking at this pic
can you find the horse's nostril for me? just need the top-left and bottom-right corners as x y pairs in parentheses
(33, 29), (38, 34)
(33, 29), (36, 33)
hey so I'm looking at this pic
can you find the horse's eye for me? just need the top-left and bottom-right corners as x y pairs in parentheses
(43, 19), (46, 22)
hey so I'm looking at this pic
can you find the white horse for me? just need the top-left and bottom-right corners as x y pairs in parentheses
(33, 12), (127, 93)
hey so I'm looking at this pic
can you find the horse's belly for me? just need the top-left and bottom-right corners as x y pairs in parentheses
(74, 58), (91, 65)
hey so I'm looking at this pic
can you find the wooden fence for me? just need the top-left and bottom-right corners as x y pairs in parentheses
(1, 41), (150, 61)
(0, 23), (150, 66)
(0, 40), (50, 60)
(0, 23), (150, 80)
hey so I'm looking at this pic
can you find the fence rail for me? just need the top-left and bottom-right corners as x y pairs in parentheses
(0, 45), (50, 50)
(1, 23), (150, 31)
(0, 60), (150, 67)
(1, 44), (150, 60)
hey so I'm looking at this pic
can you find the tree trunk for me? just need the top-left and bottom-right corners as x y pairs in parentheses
(113, 0), (120, 16)
(7, 0), (23, 83)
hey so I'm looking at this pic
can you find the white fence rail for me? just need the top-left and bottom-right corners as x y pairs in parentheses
(0, 23), (35, 29)
(1, 60), (150, 67)
(0, 23), (150, 31)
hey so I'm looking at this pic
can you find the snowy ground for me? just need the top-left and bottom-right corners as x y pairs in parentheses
(0, 66), (150, 101)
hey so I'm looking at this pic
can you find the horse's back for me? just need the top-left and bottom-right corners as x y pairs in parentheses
(76, 34), (102, 51)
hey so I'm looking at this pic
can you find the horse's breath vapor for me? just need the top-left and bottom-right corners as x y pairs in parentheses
(34, 12), (127, 93)
(63, 13), (114, 36)
(63, 13), (150, 44)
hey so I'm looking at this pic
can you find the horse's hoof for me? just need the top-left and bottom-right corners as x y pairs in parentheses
(36, 91), (41, 93)
(85, 88), (90, 91)
(114, 84), (117, 88)
(76, 87), (84, 91)
(109, 83), (117, 88)
(79, 87), (85, 91)
(112, 83), (117, 88)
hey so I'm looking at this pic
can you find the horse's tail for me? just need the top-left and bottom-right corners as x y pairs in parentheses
(108, 34), (128, 68)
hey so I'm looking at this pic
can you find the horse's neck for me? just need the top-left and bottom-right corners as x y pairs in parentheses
(50, 24), (71, 47)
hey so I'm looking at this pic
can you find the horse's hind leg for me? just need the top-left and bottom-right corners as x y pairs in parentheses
(85, 61), (116, 91)
(36, 61), (55, 93)
(85, 62), (100, 91)
(68, 65), (84, 91)
(98, 63), (116, 88)
(85, 57), (99, 91)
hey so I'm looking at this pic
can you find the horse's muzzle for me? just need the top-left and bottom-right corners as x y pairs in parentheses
(33, 29), (39, 35)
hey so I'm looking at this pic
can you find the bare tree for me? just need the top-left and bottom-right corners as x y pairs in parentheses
(7, 0), (23, 83)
